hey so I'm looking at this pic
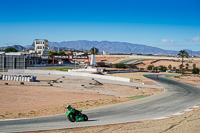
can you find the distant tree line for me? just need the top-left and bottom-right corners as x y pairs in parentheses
(113, 49), (199, 75)
(5, 47), (18, 52)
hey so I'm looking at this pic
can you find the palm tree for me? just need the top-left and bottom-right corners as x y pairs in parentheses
(193, 63), (196, 69)
(168, 64), (172, 70)
(173, 66), (176, 71)
(185, 63), (189, 70)
(90, 47), (99, 55)
(177, 50), (189, 75)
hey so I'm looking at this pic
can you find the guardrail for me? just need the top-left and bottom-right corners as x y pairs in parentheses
(8, 69), (131, 82)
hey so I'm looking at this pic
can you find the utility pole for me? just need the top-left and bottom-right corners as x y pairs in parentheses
(24, 55), (25, 75)
(93, 47), (94, 67)
(12, 56), (14, 75)
(74, 53), (76, 69)
(2, 54), (4, 76)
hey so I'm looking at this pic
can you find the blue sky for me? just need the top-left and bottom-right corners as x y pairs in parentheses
(0, 0), (200, 51)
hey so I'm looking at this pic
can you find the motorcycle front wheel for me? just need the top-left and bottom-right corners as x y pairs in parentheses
(68, 113), (76, 122)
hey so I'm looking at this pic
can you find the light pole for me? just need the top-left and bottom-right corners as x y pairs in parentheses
(23, 55), (25, 75)
(12, 56), (14, 75)
(74, 53), (76, 69)
(2, 53), (4, 76)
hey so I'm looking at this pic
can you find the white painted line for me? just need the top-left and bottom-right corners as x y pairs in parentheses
(0, 118), (29, 121)
(172, 112), (184, 115)
(191, 106), (199, 109)
(183, 109), (193, 112)
(153, 117), (168, 120)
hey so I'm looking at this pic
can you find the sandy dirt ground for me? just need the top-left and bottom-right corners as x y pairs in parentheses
(0, 74), (161, 119)
(172, 74), (200, 88)
(136, 59), (200, 71)
(94, 56), (200, 71)
(106, 72), (157, 85)
(28, 73), (200, 133)
(1, 71), (200, 133)
(75, 57), (121, 64)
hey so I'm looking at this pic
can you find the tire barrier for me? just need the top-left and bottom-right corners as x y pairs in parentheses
(1, 75), (36, 82)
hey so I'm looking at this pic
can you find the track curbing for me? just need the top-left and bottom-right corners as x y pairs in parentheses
(152, 105), (199, 120)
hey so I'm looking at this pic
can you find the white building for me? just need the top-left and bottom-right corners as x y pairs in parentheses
(103, 50), (109, 55)
(34, 39), (49, 59)
(73, 52), (85, 56)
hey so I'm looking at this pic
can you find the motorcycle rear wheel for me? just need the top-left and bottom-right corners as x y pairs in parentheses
(82, 114), (88, 121)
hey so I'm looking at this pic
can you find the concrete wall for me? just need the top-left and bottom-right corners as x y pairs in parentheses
(94, 55), (200, 61)
(68, 68), (98, 72)
(9, 69), (131, 82)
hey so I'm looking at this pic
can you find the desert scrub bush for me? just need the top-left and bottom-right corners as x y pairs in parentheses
(135, 78), (141, 81)
(29, 111), (36, 114)
(94, 101), (100, 105)
(5, 113), (12, 115)
(0, 115), (5, 118)
(192, 68), (199, 74)
(18, 113), (23, 116)
(147, 65), (154, 71)
(114, 63), (126, 68)
(41, 67), (73, 72)
(128, 95), (146, 99)
(174, 76), (181, 78)
(139, 68), (144, 71)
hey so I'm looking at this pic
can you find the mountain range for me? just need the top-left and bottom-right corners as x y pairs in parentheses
(48, 40), (200, 56)
(0, 45), (26, 51)
(1, 41), (200, 56)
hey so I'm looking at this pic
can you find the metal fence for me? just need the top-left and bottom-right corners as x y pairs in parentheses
(0, 54), (27, 70)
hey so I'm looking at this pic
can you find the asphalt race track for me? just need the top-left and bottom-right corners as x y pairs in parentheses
(0, 74), (200, 133)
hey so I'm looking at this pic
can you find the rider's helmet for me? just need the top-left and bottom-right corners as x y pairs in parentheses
(67, 105), (72, 110)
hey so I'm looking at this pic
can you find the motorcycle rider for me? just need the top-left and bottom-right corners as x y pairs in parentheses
(67, 105), (81, 116)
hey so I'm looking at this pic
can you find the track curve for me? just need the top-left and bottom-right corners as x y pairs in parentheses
(0, 74), (200, 132)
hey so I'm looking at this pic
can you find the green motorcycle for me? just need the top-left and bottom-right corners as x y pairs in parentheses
(66, 109), (88, 122)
